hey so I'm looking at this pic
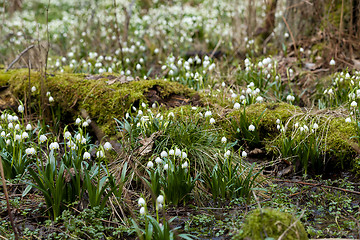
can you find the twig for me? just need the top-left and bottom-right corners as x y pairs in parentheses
(5, 45), (34, 72)
(210, 37), (222, 59)
(2, 1), (5, 31)
(0, 156), (19, 239)
(122, 0), (136, 43)
(27, 59), (31, 118)
(44, 0), (51, 76)
(109, 193), (127, 225)
(282, 16), (297, 56)
(113, 0), (124, 69)
(252, 190), (262, 210)
(301, 0), (312, 5)
(349, 0), (354, 59)
(274, 179), (360, 195)
(0, 234), (8, 240)
(336, 56), (354, 68)
(339, 0), (344, 36)
(278, 210), (305, 240)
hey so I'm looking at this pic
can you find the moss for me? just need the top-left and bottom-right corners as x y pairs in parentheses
(233, 208), (308, 240)
(0, 69), (19, 86)
(0, 69), (195, 136)
(245, 102), (300, 138)
(225, 102), (300, 142)
(325, 0), (352, 29)
(198, 91), (231, 108)
(319, 116), (358, 167)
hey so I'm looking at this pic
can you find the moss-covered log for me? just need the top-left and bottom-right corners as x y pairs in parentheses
(226, 102), (359, 171)
(0, 69), (198, 136)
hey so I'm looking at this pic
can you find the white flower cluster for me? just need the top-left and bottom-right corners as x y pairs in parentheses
(147, 147), (188, 170)
(75, 117), (91, 128)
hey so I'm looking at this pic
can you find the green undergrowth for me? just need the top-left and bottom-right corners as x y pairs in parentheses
(1, 70), (359, 171)
(263, 179), (360, 238)
(0, 69), (195, 135)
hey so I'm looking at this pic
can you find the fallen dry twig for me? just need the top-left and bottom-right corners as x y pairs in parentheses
(274, 179), (360, 195)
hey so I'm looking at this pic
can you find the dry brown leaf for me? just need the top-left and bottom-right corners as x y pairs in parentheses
(107, 75), (134, 85)
(137, 131), (161, 156)
(277, 165), (293, 178)
(352, 58), (360, 70)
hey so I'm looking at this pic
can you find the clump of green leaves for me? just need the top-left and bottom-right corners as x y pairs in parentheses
(230, 106), (266, 148)
(46, 207), (125, 239)
(154, 107), (223, 174)
(145, 146), (198, 206)
(204, 151), (263, 203)
(275, 119), (324, 174)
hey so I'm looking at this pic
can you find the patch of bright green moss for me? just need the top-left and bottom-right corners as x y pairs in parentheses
(233, 208), (308, 240)
(0, 70), (16, 86)
(245, 102), (300, 138)
(226, 102), (300, 141)
(319, 116), (358, 167)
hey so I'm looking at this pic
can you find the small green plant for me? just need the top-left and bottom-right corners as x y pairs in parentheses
(316, 70), (360, 109)
(28, 150), (69, 219)
(276, 120), (323, 174)
(133, 197), (194, 240)
(145, 147), (198, 206)
(82, 162), (115, 211)
(115, 103), (170, 149)
(27, 125), (118, 218)
(132, 215), (182, 240)
(143, 165), (162, 198)
(230, 106), (266, 148)
(161, 54), (215, 90)
(236, 57), (277, 93)
(296, 133), (323, 174)
(204, 151), (262, 202)
(154, 107), (222, 173)
(47, 207), (119, 239)
(0, 144), (32, 179)
(0, 113), (37, 179)
(161, 155), (197, 206)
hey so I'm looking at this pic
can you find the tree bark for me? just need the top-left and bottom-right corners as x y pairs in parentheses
(283, 0), (325, 41)
(254, 0), (277, 46)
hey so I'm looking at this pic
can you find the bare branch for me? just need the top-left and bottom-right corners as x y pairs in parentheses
(5, 45), (35, 72)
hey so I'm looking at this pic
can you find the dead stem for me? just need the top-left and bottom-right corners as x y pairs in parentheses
(0, 156), (19, 239)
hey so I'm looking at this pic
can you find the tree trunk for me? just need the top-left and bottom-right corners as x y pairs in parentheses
(352, 0), (360, 38)
(254, 0), (277, 46)
(9, 0), (22, 15)
(283, 0), (325, 41)
(247, 0), (257, 38)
